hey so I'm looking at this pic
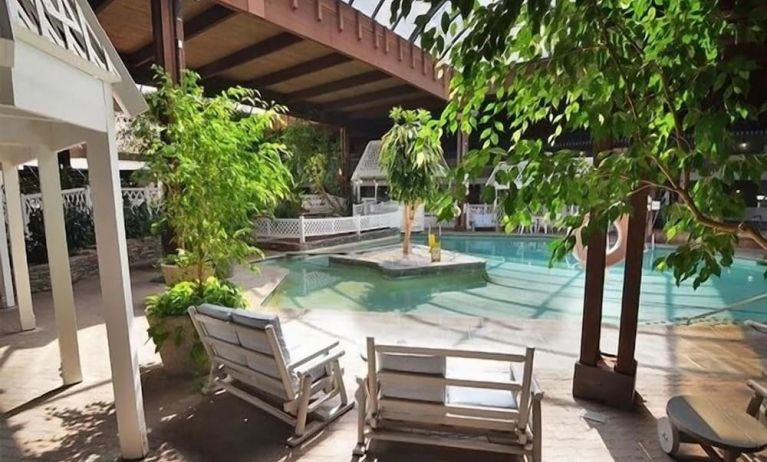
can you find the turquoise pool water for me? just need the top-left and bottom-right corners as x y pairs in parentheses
(262, 235), (767, 323)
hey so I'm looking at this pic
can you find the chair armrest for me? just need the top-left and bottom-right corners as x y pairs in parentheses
(290, 347), (345, 378)
(531, 375), (544, 401)
(286, 339), (340, 369)
(748, 380), (767, 400)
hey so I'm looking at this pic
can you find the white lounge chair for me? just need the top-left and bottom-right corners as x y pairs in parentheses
(188, 304), (354, 446)
(354, 337), (543, 461)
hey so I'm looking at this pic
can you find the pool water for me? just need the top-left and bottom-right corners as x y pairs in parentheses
(262, 235), (767, 323)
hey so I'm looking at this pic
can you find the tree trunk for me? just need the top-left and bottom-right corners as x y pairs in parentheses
(403, 203), (412, 256)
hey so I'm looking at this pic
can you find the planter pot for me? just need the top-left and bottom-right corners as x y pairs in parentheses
(161, 264), (213, 286)
(147, 313), (207, 377)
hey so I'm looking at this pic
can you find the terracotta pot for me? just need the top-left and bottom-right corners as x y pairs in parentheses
(161, 264), (213, 286)
(147, 313), (207, 377)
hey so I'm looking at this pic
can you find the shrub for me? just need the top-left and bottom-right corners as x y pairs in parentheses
(145, 276), (247, 318)
(25, 207), (95, 265)
(123, 202), (155, 239)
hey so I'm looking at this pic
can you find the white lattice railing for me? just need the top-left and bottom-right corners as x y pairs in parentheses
(254, 209), (401, 243)
(11, 0), (117, 75)
(464, 203), (561, 234)
(16, 186), (161, 232)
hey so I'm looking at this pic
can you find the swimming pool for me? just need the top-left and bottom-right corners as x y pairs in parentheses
(262, 235), (767, 323)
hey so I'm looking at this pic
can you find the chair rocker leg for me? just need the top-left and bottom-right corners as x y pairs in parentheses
(287, 400), (355, 447)
(201, 363), (222, 395)
(353, 379), (368, 456)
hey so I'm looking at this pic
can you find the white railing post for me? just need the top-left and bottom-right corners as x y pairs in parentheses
(266, 219), (272, 237)
(299, 215), (306, 244)
(356, 215), (361, 235)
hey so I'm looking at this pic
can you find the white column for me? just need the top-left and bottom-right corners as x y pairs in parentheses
(0, 175), (15, 308)
(2, 162), (35, 331)
(39, 151), (83, 385)
(85, 87), (148, 459)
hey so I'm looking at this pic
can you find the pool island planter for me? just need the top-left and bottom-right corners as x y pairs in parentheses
(328, 244), (486, 277)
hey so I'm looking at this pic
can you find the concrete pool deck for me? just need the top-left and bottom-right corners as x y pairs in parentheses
(1, 264), (767, 461)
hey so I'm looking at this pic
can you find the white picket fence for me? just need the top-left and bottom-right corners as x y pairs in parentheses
(464, 203), (560, 234)
(256, 200), (403, 243)
(15, 186), (162, 233)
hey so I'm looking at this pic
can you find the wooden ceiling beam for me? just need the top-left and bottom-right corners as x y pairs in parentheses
(343, 95), (443, 117)
(198, 32), (303, 79)
(247, 53), (351, 88)
(289, 71), (390, 102)
(216, 0), (447, 99)
(90, 0), (120, 14)
(326, 85), (420, 110)
(128, 5), (236, 69)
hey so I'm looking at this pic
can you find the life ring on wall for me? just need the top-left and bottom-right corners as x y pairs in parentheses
(573, 215), (630, 267)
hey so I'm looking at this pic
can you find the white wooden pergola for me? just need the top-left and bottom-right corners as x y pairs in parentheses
(1, 0), (149, 458)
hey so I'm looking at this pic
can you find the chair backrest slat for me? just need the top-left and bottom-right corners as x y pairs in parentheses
(188, 307), (296, 400)
(368, 337), (536, 432)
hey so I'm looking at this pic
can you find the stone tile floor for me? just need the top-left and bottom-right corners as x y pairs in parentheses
(1, 264), (766, 461)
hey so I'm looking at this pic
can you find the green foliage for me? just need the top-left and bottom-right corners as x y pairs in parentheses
(160, 248), (198, 268)
(381, 108), (446, 205)
(145, 276), (247, 318)
(133, 68), (292, 279)
(25, 207), (95, 265)
(123, 203), (156, 240)
(279, 122), (343, 196)
(145, 277), (247, 373)
(380, 107), (446, 254)
(394, 0), (767, 285)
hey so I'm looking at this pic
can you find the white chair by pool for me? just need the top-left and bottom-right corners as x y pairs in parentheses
(354, 338), (543, 461)
(188, 304), (353, 446)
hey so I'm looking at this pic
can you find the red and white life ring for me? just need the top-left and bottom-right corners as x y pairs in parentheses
(573, 215), (630, 267)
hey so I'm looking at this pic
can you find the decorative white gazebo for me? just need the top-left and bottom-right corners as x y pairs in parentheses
(1, 0), (149, 458)
(350, 140), (386, 202)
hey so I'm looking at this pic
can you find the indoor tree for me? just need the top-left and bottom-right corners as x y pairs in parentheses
(134, 69), (292, 283)
(278, 122), (346, 216)
(395, 0), (767, 285)
(133, 69), (292, 373)
(380, 107), (445, 256)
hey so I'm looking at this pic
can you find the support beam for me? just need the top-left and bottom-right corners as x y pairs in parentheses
(198, 33), (302, 79)
(247, 53), (351, 88)
(90, 0), (119, 14)
(289, 71), (390, 102)
(326, 85), (420, 110)
(85, 84), (148, 460)
(39, 151), (83, 386)
(130, 5), (235, 69)
(615, 188), (650, 375)
(151, 0), (185, 82)
(2, 162), (35, 331)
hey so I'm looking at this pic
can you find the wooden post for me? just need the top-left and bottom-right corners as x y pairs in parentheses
(615, 188), (649, 375)
(39, 150), (83, 385)
(151, 0), (185, 81)
(340, 127), (350, 195)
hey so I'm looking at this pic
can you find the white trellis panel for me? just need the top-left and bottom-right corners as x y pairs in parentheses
(11, 0), (117, 76)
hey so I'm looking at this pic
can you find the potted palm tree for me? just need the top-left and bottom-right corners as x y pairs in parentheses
(134, 68), (292, 375)
(380, 107), (446, 256)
